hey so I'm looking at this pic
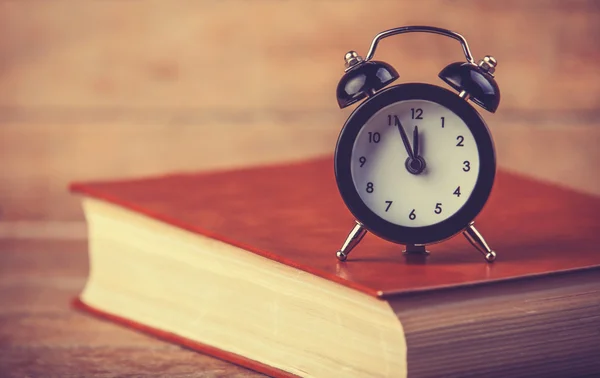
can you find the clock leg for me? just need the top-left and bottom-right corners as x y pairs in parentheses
(403, 244), (430, 255)
(336, 221), (367, 261)
(463, 222), (497, 263)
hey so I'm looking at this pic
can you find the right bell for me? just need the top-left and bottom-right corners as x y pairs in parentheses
(439, 56), (500, 113)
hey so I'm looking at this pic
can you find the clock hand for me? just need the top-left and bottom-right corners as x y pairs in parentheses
(413, 125), (419, 157)
(396, 119), (414, 159)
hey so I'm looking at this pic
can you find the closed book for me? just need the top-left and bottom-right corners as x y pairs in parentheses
(69, 157), (600, 378)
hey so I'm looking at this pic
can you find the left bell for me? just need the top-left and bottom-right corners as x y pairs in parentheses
(336, 51), (399, 109)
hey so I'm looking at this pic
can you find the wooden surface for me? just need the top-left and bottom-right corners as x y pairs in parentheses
(0, 239), (261, 377)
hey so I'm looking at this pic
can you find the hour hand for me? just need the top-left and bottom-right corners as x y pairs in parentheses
(396, 119), (414, 159)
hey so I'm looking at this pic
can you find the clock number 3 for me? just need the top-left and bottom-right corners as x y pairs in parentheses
(463, 161), (471, 172)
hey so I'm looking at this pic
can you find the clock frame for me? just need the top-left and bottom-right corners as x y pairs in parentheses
(334, 83), (496, 246)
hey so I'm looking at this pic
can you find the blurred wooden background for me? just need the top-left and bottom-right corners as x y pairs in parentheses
(0, 0), (599, 229)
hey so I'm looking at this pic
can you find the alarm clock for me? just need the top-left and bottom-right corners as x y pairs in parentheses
(333, 26), (500, 263)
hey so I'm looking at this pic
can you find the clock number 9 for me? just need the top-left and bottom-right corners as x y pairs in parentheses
(409, 209), (416, 220)
(366, 182), (374, 193)
(359, 156), (366, 167)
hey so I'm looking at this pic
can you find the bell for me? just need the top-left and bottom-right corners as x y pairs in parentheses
(439, 56), (500, 113)
(336, 52), (399, 109)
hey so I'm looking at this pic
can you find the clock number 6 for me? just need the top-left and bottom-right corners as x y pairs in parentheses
(409, 209), (416, 220)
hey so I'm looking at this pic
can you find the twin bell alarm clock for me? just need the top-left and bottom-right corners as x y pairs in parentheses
(333, 26), (500, 263)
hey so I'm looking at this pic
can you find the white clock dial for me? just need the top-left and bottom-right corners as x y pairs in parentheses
(351, 99), (480, 227)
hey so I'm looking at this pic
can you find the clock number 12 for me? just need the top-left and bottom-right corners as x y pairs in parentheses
(411, 108), (423, 119)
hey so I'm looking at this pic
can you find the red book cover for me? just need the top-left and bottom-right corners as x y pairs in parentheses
(70, 156), (600, 297)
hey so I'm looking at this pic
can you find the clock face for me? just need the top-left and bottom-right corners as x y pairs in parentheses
(335, 83), (496, 245)
(351, 99), (479, 227)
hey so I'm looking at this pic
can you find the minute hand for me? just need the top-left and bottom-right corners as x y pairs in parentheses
(396, 119), (414, 159)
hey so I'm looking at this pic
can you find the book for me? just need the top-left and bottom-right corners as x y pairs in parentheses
(69, 156), (600, 378)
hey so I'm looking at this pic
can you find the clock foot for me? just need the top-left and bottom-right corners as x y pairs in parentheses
(336, 221), (367, 261)
(402, 244), (430, 255)
(463, 222), (497, 263)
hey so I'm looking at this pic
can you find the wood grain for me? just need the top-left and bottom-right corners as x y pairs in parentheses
(1, 348), (258, 378)
(0, 0), (598, 112)
(0, 239), (262, 377)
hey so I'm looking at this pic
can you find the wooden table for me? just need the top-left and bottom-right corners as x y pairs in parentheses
(0, 238), (262, 377)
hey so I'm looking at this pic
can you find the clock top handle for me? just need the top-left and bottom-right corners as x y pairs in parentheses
(336, 25), (501, 113)
(363, 26), (475, 64)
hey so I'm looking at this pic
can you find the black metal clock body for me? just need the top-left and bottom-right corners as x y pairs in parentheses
(334, 83), (496, 246)
(332, 25), (501, 262)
